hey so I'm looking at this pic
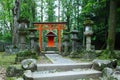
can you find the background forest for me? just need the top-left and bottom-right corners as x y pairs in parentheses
(0, 0), (120, 50)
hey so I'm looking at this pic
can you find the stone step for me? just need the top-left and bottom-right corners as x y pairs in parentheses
(41, 51), (59, 54)
(45, 51), (59, 54)
(37, 63), (92, 71)
(24, 69), (102, 80)
(45, 47), (58, 51)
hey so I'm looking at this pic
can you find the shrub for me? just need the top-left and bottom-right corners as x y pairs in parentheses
(99, 49), (115, 59)
(15, 49), (38, 62)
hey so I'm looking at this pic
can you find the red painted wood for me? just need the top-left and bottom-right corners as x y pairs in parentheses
(46, 31), (56, 47)
(48, 36), (54, 47)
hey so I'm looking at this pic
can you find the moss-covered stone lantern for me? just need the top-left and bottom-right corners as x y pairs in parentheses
(18, 17), (29, 50)
(70, 27), (79, 57)
(83, 18), (93, 51)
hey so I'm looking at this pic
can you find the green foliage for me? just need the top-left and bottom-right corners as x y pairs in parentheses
(45, 0), (56, 21)
(113, 52), (120, 61)
(0, 0), (13, 42)
(20, 0), (36, 22)
(20, 3), (29, 19)
(99, 49), (115, 59)
(99, 50), (111, 59)
(15, 49), (38, 63)
(0, 32), (12, 42)
(16, 49), (38, 59)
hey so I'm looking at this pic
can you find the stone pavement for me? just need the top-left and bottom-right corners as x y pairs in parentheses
(45, 54), (76, 64)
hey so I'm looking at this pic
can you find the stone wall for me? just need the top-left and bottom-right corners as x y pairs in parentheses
(0, 42), (11, 52)
(4, 44), (30, 54)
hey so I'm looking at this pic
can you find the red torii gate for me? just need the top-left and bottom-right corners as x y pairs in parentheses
(33, 22), (67, 52)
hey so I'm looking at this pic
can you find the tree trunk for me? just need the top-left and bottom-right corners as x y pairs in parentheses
(12, 0), (20, 46)
(58, 0), (60, 22)
(107, 0), (116, 50)
(41, 0), (43, 22)
(66, 15), (70, 31)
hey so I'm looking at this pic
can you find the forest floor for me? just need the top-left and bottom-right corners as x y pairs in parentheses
(0, 52), (16, 80)
(0, 52), (51, 80)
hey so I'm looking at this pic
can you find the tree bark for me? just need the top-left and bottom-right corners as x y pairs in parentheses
(58, 0), (60, 22)
(12, 0), (20, 45)
(41, 0), (43, 22)
(107, 0), (117, 50)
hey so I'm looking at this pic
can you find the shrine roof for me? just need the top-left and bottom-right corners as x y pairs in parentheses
(46, 31), (57, 37)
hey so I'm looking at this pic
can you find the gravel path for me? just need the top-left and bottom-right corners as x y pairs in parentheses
(45, 54), (76, 64)
(37, 55), (52, 64)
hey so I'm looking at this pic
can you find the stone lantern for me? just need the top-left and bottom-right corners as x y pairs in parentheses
(83, 18), (93, 51)
(33, 37), (40, 54)
(70, 28), (79, 57)
(18, 18), (29, 50)
(62, 32), (70, 56)
(28, 28), (37, 49)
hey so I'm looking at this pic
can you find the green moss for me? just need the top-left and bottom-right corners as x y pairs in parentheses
(83, 18), (94, 26)
(5, 77), (23, 80)
(0, 52), (16, 68)
(5, 77), (15, 80)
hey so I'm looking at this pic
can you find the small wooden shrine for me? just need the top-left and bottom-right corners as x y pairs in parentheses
(46, 31), (56, 47)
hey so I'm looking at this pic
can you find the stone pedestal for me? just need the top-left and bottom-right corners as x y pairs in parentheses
(84, 31), (93, 51)
(70, 30), (78, 57)
(86, 36), (91, 51)
(83, 18), (93, 51)
(30, 37), (40, 54)
(62, 32), (69, 56)
(34, 37), (40, 54)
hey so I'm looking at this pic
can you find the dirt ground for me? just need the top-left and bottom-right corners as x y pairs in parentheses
(0, 55), (51, 80)
(0, 67), (6, 80)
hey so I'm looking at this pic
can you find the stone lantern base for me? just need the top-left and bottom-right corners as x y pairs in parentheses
(82, 50), (96, 60)
(84, 31), (93, 36)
